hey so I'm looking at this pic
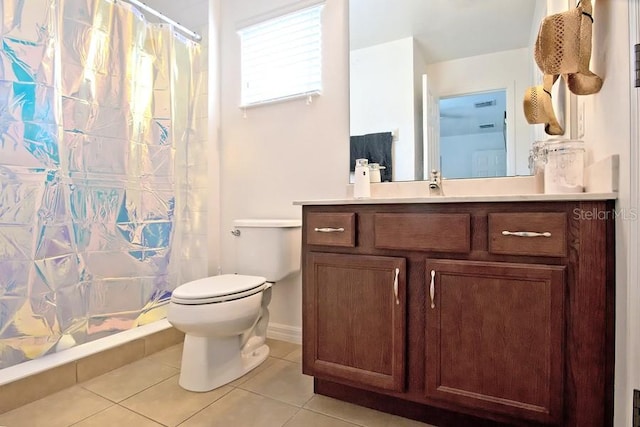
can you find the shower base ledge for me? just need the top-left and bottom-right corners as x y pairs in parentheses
(0, 319), (173, 387)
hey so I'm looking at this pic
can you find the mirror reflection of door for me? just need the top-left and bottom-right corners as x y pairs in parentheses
(422, 74), (440, 180)
(439, 90), (507, 179)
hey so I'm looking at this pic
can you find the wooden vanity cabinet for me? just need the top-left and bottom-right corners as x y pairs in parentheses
(301, 200), (615, 427)
(425, 259), (565, 424)
(304, 252), (406, 391)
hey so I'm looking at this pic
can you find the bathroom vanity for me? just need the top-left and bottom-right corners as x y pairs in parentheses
(298, 195), (615, 427)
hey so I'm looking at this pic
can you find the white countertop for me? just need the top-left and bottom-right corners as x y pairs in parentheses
(296, 158), (620, 206)
(293, 192), (618, 206)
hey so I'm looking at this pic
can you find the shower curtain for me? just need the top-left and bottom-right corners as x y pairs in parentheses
(0, 0), (207, 369)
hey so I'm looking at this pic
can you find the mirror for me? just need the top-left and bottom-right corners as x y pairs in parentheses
(440, 89), (507, 179)
(349, 0), (550, 182)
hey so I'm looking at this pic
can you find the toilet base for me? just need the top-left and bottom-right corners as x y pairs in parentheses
(178, 334), (270, 392)
(240, 336), (270, 376)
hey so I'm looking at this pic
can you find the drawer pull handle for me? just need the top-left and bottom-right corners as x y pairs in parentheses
(429, 270), (436, 309)
(501, 230), (551, 238)
(314, 227), (345, 233)
(393, 268), (400, 305)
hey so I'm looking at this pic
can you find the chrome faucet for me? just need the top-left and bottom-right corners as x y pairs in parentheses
(428, 170), (443, 195)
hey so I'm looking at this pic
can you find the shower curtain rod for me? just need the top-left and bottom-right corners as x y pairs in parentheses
(125, 0), (203, 42)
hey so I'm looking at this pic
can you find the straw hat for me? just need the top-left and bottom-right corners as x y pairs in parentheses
(523, 74), (564, 136)
(566, 0), (603, 95)
(534, 0), (602, 95)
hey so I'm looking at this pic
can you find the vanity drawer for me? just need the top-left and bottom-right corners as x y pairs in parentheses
(374, 213), (470, 253)
(488, 212), (567, 257)
(306, 212), (356, 247)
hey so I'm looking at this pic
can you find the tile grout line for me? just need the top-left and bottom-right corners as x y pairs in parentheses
(75, 384), (117, 405)
(116, 402), (171, 427)
(118, 372), (182, 406)
(279, 392), (316, 427)
(172, 352), (303, 425)
(144, 345), (184, 369)
(79, 368), (180, 405)
(301, 405), (369, 427)
(280, 406), (303, 427)
(172, 386), (235, 427)
(234, 358), (313, 409)
(64, 400), (117, 426)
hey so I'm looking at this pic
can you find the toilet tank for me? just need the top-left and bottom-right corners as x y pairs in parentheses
(232, 219), (302, 282)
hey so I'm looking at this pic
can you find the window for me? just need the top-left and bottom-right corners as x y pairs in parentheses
(238, 3), (323, 107)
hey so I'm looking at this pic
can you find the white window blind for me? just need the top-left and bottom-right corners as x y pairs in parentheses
(238, 3), (324, 107)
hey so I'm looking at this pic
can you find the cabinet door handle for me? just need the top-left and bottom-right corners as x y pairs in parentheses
(501, 230), (551, 238)
(393, 268), (400, 305)
(429, 270), (436, 309)
(314, 227), (345, 233)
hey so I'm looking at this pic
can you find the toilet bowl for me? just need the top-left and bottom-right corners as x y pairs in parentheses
(167, 218), (301, 392)
(168, 274), (271, 392)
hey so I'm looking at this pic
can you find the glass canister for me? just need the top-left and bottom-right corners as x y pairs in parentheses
(529, 140), (547, 193)
(368, 163), (386, 183)
(544, 140), (585, 194)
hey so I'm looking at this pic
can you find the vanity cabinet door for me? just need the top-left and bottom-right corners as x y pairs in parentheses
(424, 259), (565, 424)
(303, 252), (406, 392)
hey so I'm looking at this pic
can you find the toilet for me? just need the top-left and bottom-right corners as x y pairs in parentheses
(167, 219), (302, 392)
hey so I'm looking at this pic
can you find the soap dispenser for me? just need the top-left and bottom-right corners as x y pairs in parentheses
(354, 158), (370, 199)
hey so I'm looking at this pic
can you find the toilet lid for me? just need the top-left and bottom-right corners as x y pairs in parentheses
(172, 274), (267, 301)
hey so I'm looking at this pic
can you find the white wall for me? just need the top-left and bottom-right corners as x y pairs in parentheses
(218, 0), (349, 339)
(350, 38), (418, 181)
(584, 1), (633, 425)
(426, 48), (531, 176)
(412, 40), (428, 181)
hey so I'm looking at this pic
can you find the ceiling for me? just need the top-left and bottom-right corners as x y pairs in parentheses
(349, 0), (540, 64)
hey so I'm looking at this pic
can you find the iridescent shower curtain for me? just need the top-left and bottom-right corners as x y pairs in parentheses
(0, 0), (205, 369)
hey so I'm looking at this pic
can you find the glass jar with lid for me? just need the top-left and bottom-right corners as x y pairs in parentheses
(544, 140), (585, 194)
(368, 163), (386, 183)
(529, 140), (548, 193)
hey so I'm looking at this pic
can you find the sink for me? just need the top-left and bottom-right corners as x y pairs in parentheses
(352, 175), (540, 199)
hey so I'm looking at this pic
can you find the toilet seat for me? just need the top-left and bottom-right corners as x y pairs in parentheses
(171, 274), (268, 305)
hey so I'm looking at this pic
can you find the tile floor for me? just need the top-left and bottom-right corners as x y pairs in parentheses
(0, 339), (434, 427)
